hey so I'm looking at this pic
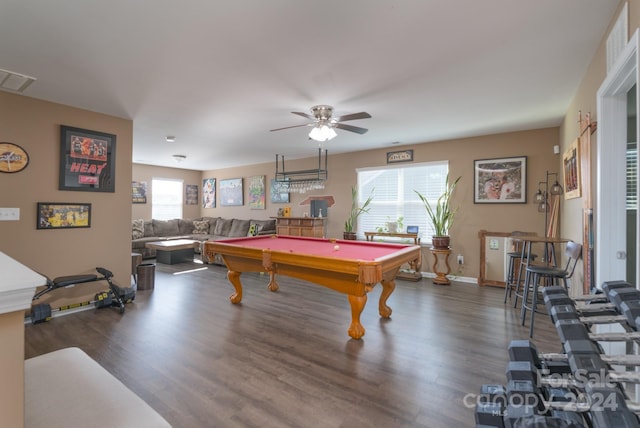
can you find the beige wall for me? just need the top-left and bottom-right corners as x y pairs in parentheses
(557, 0), (639, 290)
(132, 164), (203, 220)
(170, 127), (558, 279)
(0, 91), (133, 307)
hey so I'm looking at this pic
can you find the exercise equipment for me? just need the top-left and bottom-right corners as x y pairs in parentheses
(30, 267), (133, 323)
(477, 280), (640, 427)
(477, 339), (640, 427)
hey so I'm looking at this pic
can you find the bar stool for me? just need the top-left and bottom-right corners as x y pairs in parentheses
(503, 232), (536, 305)
(520, 241), (582, 337)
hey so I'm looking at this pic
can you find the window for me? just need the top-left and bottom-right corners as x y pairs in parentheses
(152, 178), (183, 220)
(357, 161), (449, 242)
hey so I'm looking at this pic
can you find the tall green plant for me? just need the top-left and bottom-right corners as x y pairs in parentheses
(344, 187), (374, 232)
(415, 175), (461, 236)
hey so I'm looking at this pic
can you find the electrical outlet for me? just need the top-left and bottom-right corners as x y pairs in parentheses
(457, 254), (464, 265)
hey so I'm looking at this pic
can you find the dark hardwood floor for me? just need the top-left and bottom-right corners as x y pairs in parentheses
(24, 260), (562, 428)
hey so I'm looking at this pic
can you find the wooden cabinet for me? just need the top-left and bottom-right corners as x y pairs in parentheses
(275, 217), (325, 237)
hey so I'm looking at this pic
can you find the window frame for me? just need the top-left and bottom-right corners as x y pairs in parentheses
(355, 161), (449, 243)
(151, 177), (184, 220)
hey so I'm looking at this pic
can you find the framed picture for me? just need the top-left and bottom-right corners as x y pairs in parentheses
(474, 156), (527, 203)
(59, 125), (116, 192)
(185, 184), (198, 205)
(270, 178), (289, 203)
(37, 202), (91, 229)
(563, 139), (581, 200)
(248, 175), (266, 209)
(220, 178), (243, 206)
(202, 178), (216, 208)
(132, 181), (147, 204)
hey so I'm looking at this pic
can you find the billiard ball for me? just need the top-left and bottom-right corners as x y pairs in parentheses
(333, 245), (340, 251)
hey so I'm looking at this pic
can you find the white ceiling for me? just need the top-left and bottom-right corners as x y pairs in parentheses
(0, 0), (620, 171)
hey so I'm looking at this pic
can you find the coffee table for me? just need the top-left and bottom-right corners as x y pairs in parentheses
(145, 239), (200, 264)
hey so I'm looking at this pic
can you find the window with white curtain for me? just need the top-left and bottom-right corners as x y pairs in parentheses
(356, 161), (449, 242)
(152, 178), (183, 220)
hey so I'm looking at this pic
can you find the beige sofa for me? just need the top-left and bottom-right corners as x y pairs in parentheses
(132, 217), (276, 261)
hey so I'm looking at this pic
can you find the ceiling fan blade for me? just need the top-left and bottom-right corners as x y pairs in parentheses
(335, 123), (368, 134)
(291, 111), (315, 120)
(270, 123), (312, 132)
(333, 112), (371, 122)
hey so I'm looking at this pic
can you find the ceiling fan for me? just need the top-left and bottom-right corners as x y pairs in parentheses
(270, 105), (371, 141)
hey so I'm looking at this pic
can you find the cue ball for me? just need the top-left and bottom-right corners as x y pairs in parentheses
(334, 245), (340, 251)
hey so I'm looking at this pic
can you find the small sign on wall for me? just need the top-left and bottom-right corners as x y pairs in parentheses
(386, 149), (413, 164)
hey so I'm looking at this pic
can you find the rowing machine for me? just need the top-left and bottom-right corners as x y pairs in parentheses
(30, 267), (133, 323)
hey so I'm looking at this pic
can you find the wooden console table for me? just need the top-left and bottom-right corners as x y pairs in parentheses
(365, 232), (422, 281)
(429, 247), (451, 285)
(275, 217), (325, 238)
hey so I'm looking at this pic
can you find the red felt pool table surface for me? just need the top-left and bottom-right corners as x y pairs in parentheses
(216, 234), (410, 260)
(204, 235), (422, 339)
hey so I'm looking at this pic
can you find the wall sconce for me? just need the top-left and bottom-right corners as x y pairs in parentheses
(534, 171), (563, 236)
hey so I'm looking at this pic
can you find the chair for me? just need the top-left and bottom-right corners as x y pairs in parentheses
(520, 241), (582, 337)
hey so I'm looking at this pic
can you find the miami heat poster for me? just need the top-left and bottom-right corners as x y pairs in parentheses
(59, 125), (116, 192)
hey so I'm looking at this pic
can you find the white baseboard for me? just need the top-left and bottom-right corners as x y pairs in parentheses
(420, 272), (477, 284)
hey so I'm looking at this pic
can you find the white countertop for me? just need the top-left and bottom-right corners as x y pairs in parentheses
(0, 252), (45, 314)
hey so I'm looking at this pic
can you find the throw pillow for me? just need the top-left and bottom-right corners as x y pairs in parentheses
(132, 219), (144, 240)
(192, 220), (209, 235)
(247, 222), (263, 236)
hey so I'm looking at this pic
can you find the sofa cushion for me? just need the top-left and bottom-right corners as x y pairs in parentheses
(192, 220), (209, 234)
(178, 219), (194, 235)
(200, 217), (219, 234)
(132, 219), (145, 240)
(229, 219), (251, 237)
(247, 222), (262, 236)
(143, 220), (154, 237)
(214, 218), (233, 236)
(250, 219), (276, 233)
(152, 219), (180, 237)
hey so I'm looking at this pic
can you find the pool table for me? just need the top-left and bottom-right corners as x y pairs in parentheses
(204, 235), (422, 339)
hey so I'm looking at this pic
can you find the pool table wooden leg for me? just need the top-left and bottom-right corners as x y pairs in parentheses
(267, 271), (279, 292)
(227, 270), (243, 304)
(347, 294), (367, 339)
(378, 278), (395, 318)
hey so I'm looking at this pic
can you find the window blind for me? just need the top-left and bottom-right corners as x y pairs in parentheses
(627, 142), (637, 211)
(152, 178), (183, 220)
(356, 161), (448, 242)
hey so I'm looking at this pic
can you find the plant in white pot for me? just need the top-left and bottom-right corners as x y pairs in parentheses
(344, 187), (374, 240)
(415, 175), (461, 249)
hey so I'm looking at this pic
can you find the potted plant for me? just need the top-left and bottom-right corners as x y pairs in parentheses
(415, 175), (461, 249)
(344, 187), (374, 240)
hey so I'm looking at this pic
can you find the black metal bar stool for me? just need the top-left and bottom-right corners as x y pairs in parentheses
(520, 240), (582, 337)
(503, 232), (537, 305)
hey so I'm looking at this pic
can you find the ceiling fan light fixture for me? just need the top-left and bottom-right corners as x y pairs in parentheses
(309, 125), (337, 142)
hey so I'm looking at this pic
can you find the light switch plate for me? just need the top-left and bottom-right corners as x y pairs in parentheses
(489, 238), (500, 250)
(0, 208), (20, 221)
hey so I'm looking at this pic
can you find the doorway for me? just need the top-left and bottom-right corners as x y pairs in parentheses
(597, 30), (639, 290)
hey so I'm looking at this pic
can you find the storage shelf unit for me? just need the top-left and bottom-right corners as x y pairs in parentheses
(275, 217), (325, 238)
